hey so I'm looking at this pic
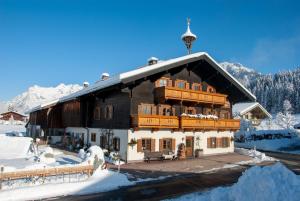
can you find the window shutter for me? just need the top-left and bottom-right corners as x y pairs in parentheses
(152, 105), (157, 115)
(217, 138), (222, 148)
(172, 138), (176, 152)
(172, 107), (175, 116)
(137, 139), (142, 152)
(138, 105), (142, 115)
(151, 139), (155, 152)
(185, 82), (190, 90)
(155, 80), (160, 87)
(207, 138), (211, 148)
(159, 139), (163, 152)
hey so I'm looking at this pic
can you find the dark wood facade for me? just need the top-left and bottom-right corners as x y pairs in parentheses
(28, 59), (250, 134)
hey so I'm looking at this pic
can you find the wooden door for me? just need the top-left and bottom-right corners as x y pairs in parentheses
(185, 136), (194, 157)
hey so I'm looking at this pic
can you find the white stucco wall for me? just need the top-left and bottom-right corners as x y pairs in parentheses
(126, 129), (234, 162)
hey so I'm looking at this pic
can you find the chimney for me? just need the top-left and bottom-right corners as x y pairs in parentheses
(83, 81), (89, 88)
(147, 57), (159, 65)
(101, 73), (110, 81)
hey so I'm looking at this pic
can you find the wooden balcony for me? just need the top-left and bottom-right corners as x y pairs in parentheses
(131, 115), (240, 131)
(131, 115), (179, 129)
(180, 117), (240, 131)
(155, 86), (227, 105)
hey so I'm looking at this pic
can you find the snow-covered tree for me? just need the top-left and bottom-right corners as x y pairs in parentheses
(275, 112), (296, 129)
(283, 99), (292, 114)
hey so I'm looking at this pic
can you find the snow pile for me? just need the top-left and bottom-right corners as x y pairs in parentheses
(0, 136), (34, 159)
(235, 148), (274, 162)
(0, 169), (134, 201)
(39, 147), (56, 164)
(168, 163), (300, 201)
(0, 124), (26, 136)
(181, 113), (218, 120)
(81, 146), (105, 167)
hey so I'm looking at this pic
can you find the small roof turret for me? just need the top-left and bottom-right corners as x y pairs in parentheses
(181, 18), (197, 54)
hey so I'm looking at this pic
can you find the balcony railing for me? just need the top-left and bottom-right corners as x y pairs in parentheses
(180, 117), (240, 130)
(131, 115), (240, 131)
(131, 115), (179, 129)
(155, 86), (227, 105)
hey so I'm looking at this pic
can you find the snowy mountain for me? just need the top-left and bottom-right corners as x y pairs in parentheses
(220, 62), (300, 114)
(220, 62), (261, 87)
(0, 84), (82, 114)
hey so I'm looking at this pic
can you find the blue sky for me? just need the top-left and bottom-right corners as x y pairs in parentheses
(1, 0), (300, 100)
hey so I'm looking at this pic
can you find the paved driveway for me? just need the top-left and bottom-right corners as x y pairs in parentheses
(109, 152), (254, 180)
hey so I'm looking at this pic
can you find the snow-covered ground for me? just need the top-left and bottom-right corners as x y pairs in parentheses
(235, 137), (300, 154)
(0, 124), (26, 136)
(0, 169), (134, 201)
(166, 163), (300, 201)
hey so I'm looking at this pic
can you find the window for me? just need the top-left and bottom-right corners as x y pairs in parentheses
(100, 135), (107, 149)
(222, 137), (229, 148)
(94, 107), (100, 120)
(91, 133), (96, 142)
(159, 79), (167, 87)
(142, 139), (152, 151)
(113, 137), (120, 151)
(192, 83), (201, 91)
(184, 107), (196, 115)
(163, 138), (172, 151)
(207, 137), (217, 148)
(155, 77), (171, 87)
(138, 104), (155, 115)
(177, 81), (185, 89)
(103, 105), (113, 120)
(158, 104), (174, 116)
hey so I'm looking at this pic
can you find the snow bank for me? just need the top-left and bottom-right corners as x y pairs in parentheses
(235, 148), (274, 162)
(0, 169), (133, 201)
(82, 146), (105, 167)
(0, 136), (33, 159)
(0, 124), (26, 136)
(168, 163), (300, 201)
(236, 137), (300, 153)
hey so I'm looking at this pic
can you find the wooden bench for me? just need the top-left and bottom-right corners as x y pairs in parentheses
(144, 151), (164, 162)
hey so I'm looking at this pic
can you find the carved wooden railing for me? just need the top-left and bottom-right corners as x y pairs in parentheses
(155, 86), (227, 105)
(131, 115), (240, 131)
(180, 117), (240, 130)
(131, 115), (179, 129)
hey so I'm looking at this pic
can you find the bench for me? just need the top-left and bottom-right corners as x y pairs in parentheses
(144, 151), (164, 162)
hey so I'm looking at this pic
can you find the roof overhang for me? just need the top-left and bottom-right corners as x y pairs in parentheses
(27, 52), (256, 114)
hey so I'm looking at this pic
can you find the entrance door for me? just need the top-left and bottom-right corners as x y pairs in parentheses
(185, 136), (194, 157)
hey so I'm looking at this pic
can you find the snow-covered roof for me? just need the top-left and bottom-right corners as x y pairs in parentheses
(28, 52), (256, 113)
(233, 102), (271, 118)
(0, 111), (27, 117)
(26, 99), (59, 114)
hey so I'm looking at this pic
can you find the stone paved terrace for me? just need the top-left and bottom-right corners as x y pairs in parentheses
(108, 152), (264, 180)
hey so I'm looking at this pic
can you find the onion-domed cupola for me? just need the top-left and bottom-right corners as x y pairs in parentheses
(181, 18), (197, 54)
